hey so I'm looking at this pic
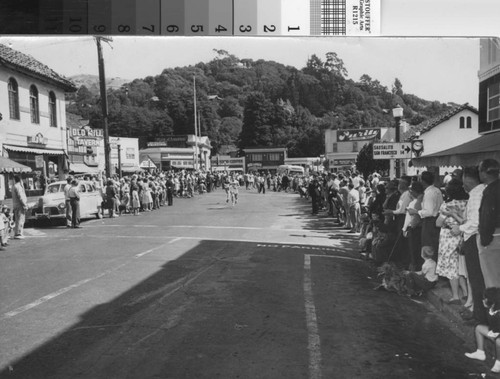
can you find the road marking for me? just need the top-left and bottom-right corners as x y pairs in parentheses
(304, 254), (322, 379)
(2, 242), (175, 320)
(303, 254), (363, 379)
(1, 263), (128, 320)
(82, 224), (313, 233)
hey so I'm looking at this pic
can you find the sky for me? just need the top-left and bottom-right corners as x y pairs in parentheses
(1, 36), (480, 107)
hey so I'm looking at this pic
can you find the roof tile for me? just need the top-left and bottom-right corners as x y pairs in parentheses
(0, 43), (76, 91)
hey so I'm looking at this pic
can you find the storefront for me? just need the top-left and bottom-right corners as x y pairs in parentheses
(2, 142), (67, 198)
(0, 156), (32, 202)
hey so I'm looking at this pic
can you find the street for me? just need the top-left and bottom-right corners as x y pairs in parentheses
(0, 189), (487, 378)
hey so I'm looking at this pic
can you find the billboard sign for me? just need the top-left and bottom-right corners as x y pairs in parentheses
(337, 128), (380, 142)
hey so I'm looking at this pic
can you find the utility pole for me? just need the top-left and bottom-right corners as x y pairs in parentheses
(95, 36), (112, 179)
(193, 76), (198, 171)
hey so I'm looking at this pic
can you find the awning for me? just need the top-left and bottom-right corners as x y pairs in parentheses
(412, 132), (500, 167)
(121, 165), (143, 173)
(69, 163), (101, 174)
(0, 156), (32, 173)
(3, 145), (66, 156)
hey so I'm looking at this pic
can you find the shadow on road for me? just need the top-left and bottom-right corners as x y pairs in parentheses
(0, 236), (354, 379)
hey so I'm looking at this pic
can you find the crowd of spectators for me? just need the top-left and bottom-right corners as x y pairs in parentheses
(293, 160), (500, 374)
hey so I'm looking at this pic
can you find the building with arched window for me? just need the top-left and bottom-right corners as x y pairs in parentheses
(0, 43), (76, 201)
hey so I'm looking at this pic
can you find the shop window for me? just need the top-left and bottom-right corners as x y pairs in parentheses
(30, 85), (40, 124)
(49, 91), (57, 127)
(459, 117), (465, 129)
(8, 77), (20, 120)
(466, 116), (472, 129)
(488, 82), (500, 123)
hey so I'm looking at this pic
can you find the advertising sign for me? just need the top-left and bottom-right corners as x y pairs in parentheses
(373, 142), (413, 160)
(337, 128), (380, 142)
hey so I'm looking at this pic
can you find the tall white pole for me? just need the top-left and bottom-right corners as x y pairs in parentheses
(193, 76), (198, 171)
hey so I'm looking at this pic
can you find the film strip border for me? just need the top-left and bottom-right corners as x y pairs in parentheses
(0, 0), (376, 36)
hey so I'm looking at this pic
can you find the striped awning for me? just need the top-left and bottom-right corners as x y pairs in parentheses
(0, 156), (32, 173)
(3, 145), (66, 156)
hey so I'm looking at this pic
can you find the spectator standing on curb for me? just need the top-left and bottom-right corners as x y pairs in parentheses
(68, 179), (81, 228)
(63, 176), (73, 228)
(166, 175), (174, 206)
(477, 159), (500, 287)
(409, 171), (443, 257)
(403, 181), (424, 271)
(435, 178), (469, 305)
(347, 183), (360, 233)
(105, 180), (118, 217)
(11, 175), (27, 239)
(451, 166), (487, 323)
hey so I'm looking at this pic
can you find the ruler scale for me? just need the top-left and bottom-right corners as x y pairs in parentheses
(0, 0), (380, 36)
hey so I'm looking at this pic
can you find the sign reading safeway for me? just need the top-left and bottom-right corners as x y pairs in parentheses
(373, 143), (413, 160)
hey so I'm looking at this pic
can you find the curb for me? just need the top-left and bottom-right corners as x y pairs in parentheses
(424, 282), (475, 343)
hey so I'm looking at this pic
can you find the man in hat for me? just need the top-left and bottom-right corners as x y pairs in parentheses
(11, 175), (27, 239)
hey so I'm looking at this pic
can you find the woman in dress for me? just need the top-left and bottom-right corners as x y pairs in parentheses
(435, 178), (469, 304)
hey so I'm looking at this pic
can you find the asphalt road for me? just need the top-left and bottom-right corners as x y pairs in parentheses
(0, 188), (491, 378)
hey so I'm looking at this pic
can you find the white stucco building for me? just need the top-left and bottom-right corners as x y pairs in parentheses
(0, 43), (76, 200)
(404, 103), (480, 174)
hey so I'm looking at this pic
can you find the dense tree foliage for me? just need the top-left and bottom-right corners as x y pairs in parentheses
(66, 51), (454, 156)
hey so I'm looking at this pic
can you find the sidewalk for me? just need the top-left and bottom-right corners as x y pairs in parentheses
(424, 278), (476, 342)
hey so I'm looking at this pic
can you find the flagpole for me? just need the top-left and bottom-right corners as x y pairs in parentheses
(193, 76), (198, 171)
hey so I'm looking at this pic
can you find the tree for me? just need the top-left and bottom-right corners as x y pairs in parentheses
(356, 142), (389, 178)
(239, 92), (274, 148)
(392, 78), (403, 97)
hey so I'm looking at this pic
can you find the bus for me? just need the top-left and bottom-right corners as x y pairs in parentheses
(277, 165), (305, 176)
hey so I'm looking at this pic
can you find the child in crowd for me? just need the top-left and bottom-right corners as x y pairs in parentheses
(465, 287), (500, 373)
(407, 246), (438, 293)
(0, 205), (12, 249)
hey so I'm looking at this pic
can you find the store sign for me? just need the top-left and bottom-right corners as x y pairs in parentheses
(337, 128), (380, 142)
(71, 126), (103, 147)
(333, 159), (355, 166)
(27, 133), (48, 146)
(147, 141), (167, 147)
(35, 155), (44, 168)
(211, 158), (245, 166)
(373, 142), (412, 160)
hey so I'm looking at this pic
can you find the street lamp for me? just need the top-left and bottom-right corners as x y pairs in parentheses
(117, 138), (122, 179)
(392, 104), (404, 178)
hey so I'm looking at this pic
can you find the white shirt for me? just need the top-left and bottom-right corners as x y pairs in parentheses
(64, 183), (72, 200)
(347, 188), (360, 207)
(459, 183), (486, 241)
(352, 176), (360, 189)
(421, 258), (438, 282)
(394, 190), (412, 215)
(418, 185), (443, 218)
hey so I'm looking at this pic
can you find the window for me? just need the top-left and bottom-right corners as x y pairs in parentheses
(30, 85), (40, 124)
(332, 143), (338, 153)
(49, 91), (57, 127)
(8, 78), (20, 120)
(459, 117), (465, 129)
(252, 154), (263, 161)
(352, 142), (358, 152)
(487, 82), (500, 123)
(466, 116), (472, 129)
(268, 153), (280, 161)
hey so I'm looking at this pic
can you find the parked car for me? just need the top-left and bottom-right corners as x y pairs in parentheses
(27, 180), (103, 223)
